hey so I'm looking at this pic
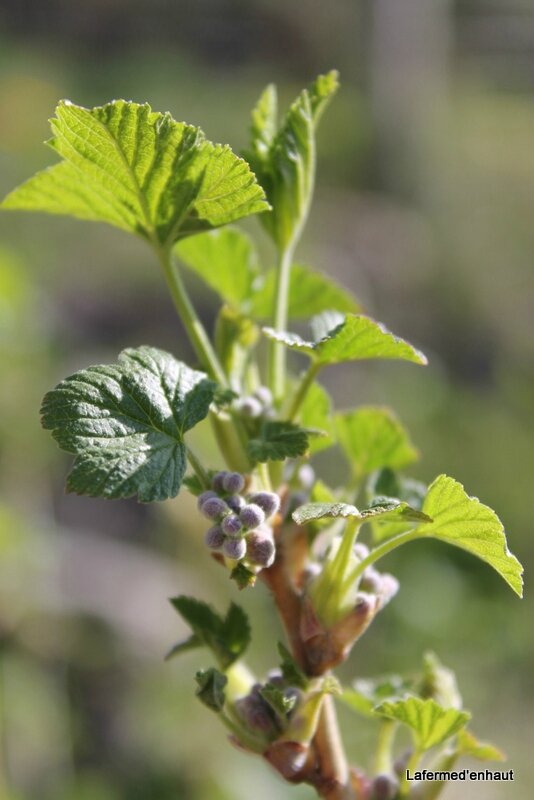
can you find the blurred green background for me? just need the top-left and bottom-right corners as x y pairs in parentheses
(0, 1), (532, 798)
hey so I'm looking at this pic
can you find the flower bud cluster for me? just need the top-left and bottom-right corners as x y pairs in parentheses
(353, 542), (399, 609)
(198, 471), (280, 568)
(233, 385), (275, 420)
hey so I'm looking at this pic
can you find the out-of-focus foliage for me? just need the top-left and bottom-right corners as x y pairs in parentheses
(0, 1), (533, 798)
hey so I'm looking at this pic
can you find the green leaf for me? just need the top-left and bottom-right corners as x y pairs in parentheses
(2, 100), (268, 245)
(247, 72), (339, 248)
(259, 683), (298, 718)
(340, 675), (414, 719)
(420, 652), (462, 710)
(164, 634), (202, 661)
(298, 381), (335, 453)
(375, 697), (471, 751)
(170, 596), (251, 669)
(176, 227), (260, 308)
(230, 562), (257, 590)
(249, 263), (361, 320)
(248, 421), (311, 462)
(456, 729), (505, 762)
(278, 643), (309, 690)
(367, 469), (428, 544)
(337, 407), (419, 479)
(416, 475), (524, 598)
(263, 314), (427, 367)
(40, 346), (216, 502)
(195, 668), (227, 712)
(292, 499), (431, 527)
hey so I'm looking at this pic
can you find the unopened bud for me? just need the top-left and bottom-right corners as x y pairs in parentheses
(226, 494), (245, 512)
(237, 396), (263, 418)
(201, 497), (228, 520)
(223, 537), (247, 560)
(254, 386), (273, 407)
(370, 773), (399, 800)
(197, 490), (217, 511)
(221, 513), (243, 537)
(205, 525), (225, 550)
(240, 503), (265, 529)
(353, 542), (370, 560)
(378, 573), (399, 606)
(360, 567), (382, 594)
(248, 491), (280, 518)
(235, 687), (278, 736)
(223, 471), (246, 494)
(212, 471), (230, 493)
(246, 531), (275, 567)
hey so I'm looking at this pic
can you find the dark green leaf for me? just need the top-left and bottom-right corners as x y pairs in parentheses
(164, 634), (202, 661)
(259, 683), (297, 718)
(170, 596), (250, 669)
(248, 421), (310, 462)
(2, 100), (268, 244)
(230, 562), (257, 590)
(278, 643), (309, 690)
(41, 346), (216, 502)
(195, 668), (227, 712)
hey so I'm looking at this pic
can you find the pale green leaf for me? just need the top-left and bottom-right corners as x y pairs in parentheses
(417, 475), (524, 597)
(337, 406), (419, 479)
(263, 314), (427, 367)
(248, 421), (311, 462)
(176, 227), (259, 307)
(249, 263), (361, 320)
(420, 652), (462, 710)
(368, 468), (427, 543)
(375, 697), (471, 751)
(248, 83), (278, 163)
(456, 729), (505, 762)
(298, 381), (335, 453)
(292, 499), (430, 526)
(340, 675), (414, 719)
(40, 346), (216, 502)
(2, 100), (268, 245)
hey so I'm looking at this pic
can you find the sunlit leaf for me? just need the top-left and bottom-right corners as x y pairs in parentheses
(375, 697), (470, 751)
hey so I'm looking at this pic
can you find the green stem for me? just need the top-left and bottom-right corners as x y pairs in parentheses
(157, 246), (227, 386)
(374, 720), (397, 775)
(312, 519), (361, 626)
(257, 461), (272, 491)
(186, 447), (210, 490)
(286, 362), (321, 422)
(342, 528), (421, 594)
(268, 242), (295, 402)
(400, 748), (423, 796)
(420, 752), (459, 800)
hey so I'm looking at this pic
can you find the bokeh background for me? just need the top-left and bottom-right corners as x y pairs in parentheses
(0, 1), (532, 798)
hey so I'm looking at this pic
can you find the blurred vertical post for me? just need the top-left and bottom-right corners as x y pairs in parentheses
(368, 0), (453, 198)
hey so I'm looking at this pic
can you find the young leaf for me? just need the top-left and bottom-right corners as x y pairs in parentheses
(170, 596), (250, 669)
(292, 499), (431, 527)
(230, 562), (257, 590)
(249, 263), (361, 320)
(263, 314), (427, 367)
(375, 697), (471, 751)
(2, 100), (268, 245)
(455, 729), (505, 762)
(340, 675), (414, 719)
(195, 668), (227, 712)
(260, 683), (298, 718)
(247, 72), (339, 248)
(416, 475), (524, 597)
(175, 227), (260, 308)
(165, 634), (202, 661)
(248, 421), (311, 462)
(278, 643), (309, 690)
(40, 346), (216, 502)
(420, 652), (462, 710)
(298, 381), (335, 453)
(337, 407), (419, 479)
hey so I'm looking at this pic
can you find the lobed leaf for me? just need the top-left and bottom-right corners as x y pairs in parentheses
(375, 697), (471, 751)
(263, 314), (427, 367)
(417, 475), (524, 597)
(195, 668), (227, 712)
(2, 100), (268, 245)
(337, 406), (419, 479)
(40, 346), (216, 502)
(248, 421), (311, 462)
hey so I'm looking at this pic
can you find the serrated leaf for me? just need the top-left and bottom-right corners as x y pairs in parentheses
(170, 596), (250, 669)
(248, 421), (310, 462)
(247, 72), (339, 248)
(292, 499), (430, 527)
(375, 697), (470, 751)
(337, 406), (419, 479)
(340, 675), (413, 719)
(40, 346), (216, 502)
(260, 683), (298, 718)
(367, 469), (428, 544)
(195, 668), (227, 712)
(176, 227), (260, 308)
(278, 643), (309, 690)
(297, 381), (335, 453)
(249, 263), (361, 320)
(230, 562), (257, 590)
(2, 100), (268, 245)
(164, 634), (202, 661)
(264, 314), (427, 367)
(456, 729), (505, 762)
(416, 475), (524, 597)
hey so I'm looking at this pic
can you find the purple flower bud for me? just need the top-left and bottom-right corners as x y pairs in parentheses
(221, 513), (243, 537)
(212, 471), (230, 493)
(222, 472), (246, 494)
(240, 503), (265, 529)
(226, 494), (245, 513)
(254, 386), (273, 407)
(378, 573), (399, 606)
(353, 542), (370, 560)
(248, 492), (280, 518)
(235, 689), (278, 736)
(370, 774), (399, 800)
(201, 497), (228, 520)
(360, 567), (382, 594)
(197, 490), (217, 511)
(223, 537), (247, 560)
(204, 525), (225, 550)
(246, 531), (276, 567)
(237, 396), (263, 418)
